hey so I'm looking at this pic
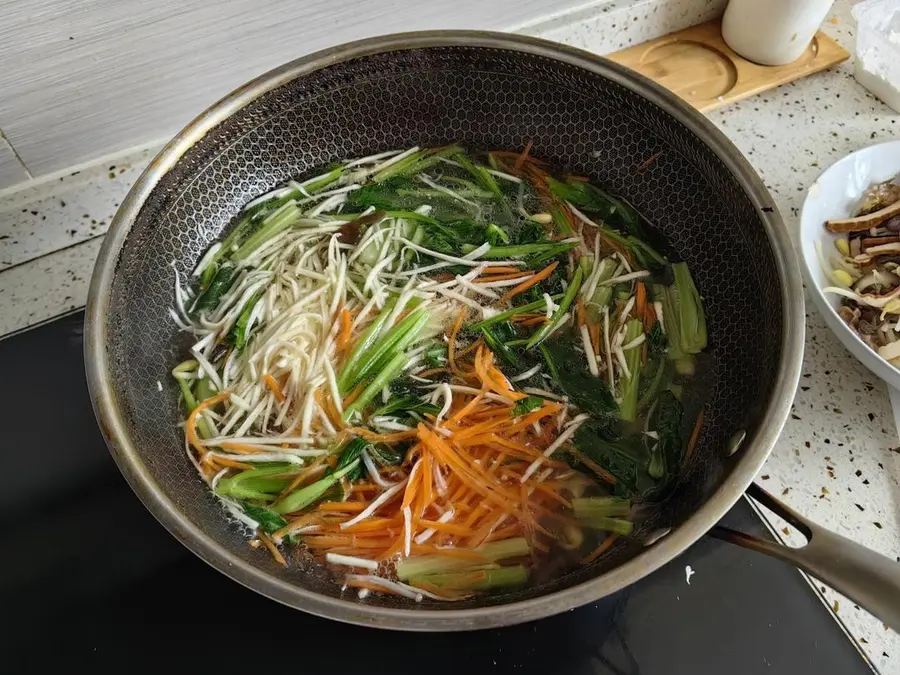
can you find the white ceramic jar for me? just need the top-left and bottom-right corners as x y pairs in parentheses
(721, 0), (835, 66)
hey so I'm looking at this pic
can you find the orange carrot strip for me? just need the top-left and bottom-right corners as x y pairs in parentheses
(480, 266), (523, 275)
(500, 261), (559, 303)
(445, 390), (486, 426)
(341, 518), (399, 533)
(186, 391), (230, 455)
(684, 411), (705, 465)
(318, 501), (369, 513)
(581, 534), (618, 564)
(418, 452), (433, 518)
(514, 139), (534, 171)
(258, 533), (287, 566)
(278, 457), (327, 499)
(456, 337), (484, 359)
(338, 308), (353, 351)
(210, 457), (255, 471)
(416, 519), (473, 536)
(475, 270), (534, 282)
(346, 427), (418, 443)
(634, 282), (647, 320)
(576, 296), (586, 328)
(520, 316), (549, 327)
(342, 382), (366, 407)
(448, 308), (467, 373)
(590, 322), (601, 356)
(264, 374), (286, 403)
(217, 441), (272, 454)
(401, 459), (423, 510)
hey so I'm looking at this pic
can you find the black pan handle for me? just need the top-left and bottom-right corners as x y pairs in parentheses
(710, 482), (900, 631)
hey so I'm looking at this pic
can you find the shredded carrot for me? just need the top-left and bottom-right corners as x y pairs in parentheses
(634, 151), (664, 175)
(258, 532), (287, 566)
(186, 391), (230, 455)
(491, 149), (548, 166)
(590, 322), (601, 356)
(344, 579), (402, 596)
(500, 261), (559, 303)
(644, 301), (657, 331)
(277, 457), (327, 499)
(346, 427), (418, 443)
(448, 308), (467, 373)
(217, 441), (271, 454)
(341, 518), (399, 533)
(514, 139), (534, 172)
(318, 501), (369, 512)
(210, 457), (254, 471)
(634, 282), (647, 320)
(337, 308), (353, 351)
(684, 411), (705, 465)
(264, 374), (286, 403)
(416, 519), (473, 536)
(581, 534), (618, 564)
(342, 382), (366, 407)
(455, 337), (484, 359)
(576, 296), (586, 328)
(481, 266), (522, 275)
(475, 270), (534, 282)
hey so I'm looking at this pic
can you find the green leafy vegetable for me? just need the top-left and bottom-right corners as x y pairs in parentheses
(481, 325), (520, 367)
(572, 422), (651, 497)
(343, 308), (428, 393)
(647, 321), (667, 357)
(462, 241), (579, 266)
(396, 538), (529, 580)
(342, 350), (411, 421)
(485, 223), (511, 245)
(242, 504), (288, 534)
(272, 460), (361, 514)
(369, 444), (404, 466)
(541, 339), (618, 418)
(572, 496), (632, 518)
(228, 290), (264, 350)
(511, 396), (544, 417)
(547, 176), (644, 238)
(409, 565), (529, 592)
(654, 263), (706, 375)
(232, 202), (302, 261)
(647, 391), (684, 482)
(469, 294), (563, 330)
(327, 437), (369, 482)
(527, 266), (584, 348)
(338, 299), (397, 392)
(191, 264), (236, 315)
(424, 343), (448, 368)
(216, 463), (295, 502)
(371, 396), (441, 419)
(619, 319), (645, 422)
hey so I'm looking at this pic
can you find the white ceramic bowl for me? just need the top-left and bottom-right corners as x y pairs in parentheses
(799, 139), (900, 390)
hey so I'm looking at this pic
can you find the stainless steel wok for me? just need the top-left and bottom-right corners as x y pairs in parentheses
(85, 30), (900, 631)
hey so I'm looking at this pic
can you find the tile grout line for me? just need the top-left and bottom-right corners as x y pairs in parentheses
(0, 232), (105, 275)
(0, 130), (33, 180)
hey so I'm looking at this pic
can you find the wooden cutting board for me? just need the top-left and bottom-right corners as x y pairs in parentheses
(607, 19), (850, 113)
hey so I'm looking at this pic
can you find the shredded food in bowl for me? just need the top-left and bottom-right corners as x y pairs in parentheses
(820, 172), (900, 364)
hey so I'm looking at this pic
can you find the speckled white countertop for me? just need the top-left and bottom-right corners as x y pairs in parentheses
(0, 0), (897, 671)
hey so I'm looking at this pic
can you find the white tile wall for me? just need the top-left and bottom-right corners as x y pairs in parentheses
(0, 0), (594, 182)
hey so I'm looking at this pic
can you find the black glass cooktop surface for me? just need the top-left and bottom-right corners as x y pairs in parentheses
(0, 311), (872, 674)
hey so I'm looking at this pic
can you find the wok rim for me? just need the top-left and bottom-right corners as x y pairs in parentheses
(85, 29), (805, 631)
